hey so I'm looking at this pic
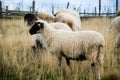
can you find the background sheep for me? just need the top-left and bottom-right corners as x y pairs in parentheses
(116, 9), (120, 16)
(24, 13), (37, 26)
(29, 20), (105, 80)
(37, 11), (55, 22)
(108, 16), (120, 35)
(24, 11), (55, 26)
(55, 8), (80, 19)
(55, 13), (81, 31)
(108, 16), (120, 68)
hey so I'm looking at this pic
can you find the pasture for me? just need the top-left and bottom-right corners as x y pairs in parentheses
(0, 17), (120, 80)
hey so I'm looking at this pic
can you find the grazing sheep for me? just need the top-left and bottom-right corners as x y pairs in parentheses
(55, 13), (81, 31)
(37, 11), (55, 22)
(24, 13), (37, 26)
(56, 8), (80, 19)
(116, 9), (120, 16)
(24, 11), (55, 26)
(108, 16), (120, 35)
(108, 16), (120, 67)
(29, 20), (105, 80)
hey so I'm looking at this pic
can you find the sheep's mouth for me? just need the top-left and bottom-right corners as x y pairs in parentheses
(29, 29), (38, 35)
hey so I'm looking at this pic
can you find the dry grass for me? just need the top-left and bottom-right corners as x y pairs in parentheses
(0, 17), (120, 80)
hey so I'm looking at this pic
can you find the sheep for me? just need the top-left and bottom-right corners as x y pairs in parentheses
(108, 16), (120, 35)
(108, 16), (120, 67)
(29, 20), (105, 80)
(24, 12), (72, 52)
(24, 13), (37, 26)
(37, 11), (55, 22)
(116, 9), (120, 16)
(55, 8), (80, 19)
(55, 13), (81, 31)
(24, 11), (55, 26)
(31, 22), (72, 53)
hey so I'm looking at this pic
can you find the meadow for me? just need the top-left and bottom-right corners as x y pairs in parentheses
(0, 17), (120, 80)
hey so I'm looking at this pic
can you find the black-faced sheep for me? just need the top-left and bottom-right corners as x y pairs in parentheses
(24, 13), (37, 26)
(24, 13), (72, 52)
(24, 11), (55, 26)
(31, 22), (72, 53)
(55, 13), (81, 31)
(29, 20), (105, 80)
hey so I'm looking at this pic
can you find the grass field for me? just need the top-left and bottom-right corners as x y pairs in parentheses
(0, 17), (120, 80)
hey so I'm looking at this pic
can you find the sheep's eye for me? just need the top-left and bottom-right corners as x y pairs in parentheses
(37, 23), (40, 27)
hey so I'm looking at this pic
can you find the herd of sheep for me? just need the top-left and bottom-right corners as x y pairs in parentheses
(24, 8), (120, 80)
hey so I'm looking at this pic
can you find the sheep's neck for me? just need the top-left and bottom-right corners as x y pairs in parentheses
(42, 24), (55, 46)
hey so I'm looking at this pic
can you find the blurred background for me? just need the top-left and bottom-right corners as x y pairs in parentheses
(0, 0), (120, 18)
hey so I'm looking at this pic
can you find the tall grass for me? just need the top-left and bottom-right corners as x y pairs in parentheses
(0, 17), (120, 80)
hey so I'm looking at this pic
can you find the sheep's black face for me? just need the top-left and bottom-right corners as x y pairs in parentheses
(24, 13), (37, 26)
(29, 22), (44, 35)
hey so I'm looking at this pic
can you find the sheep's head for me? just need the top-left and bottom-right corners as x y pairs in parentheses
(24, 13), (38, 26)
(29, 22), (44, 35)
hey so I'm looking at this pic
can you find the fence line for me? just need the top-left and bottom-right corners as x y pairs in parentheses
(0, 10), (116, 18)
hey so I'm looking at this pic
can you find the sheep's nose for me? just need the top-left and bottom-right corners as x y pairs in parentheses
(29, 29), (34, 35)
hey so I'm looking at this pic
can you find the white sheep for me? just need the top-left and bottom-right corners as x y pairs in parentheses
(37, 11), (55, 22)
(32, 22), (72, 52)
(55, 13), (81, 31)
(29, 20), (105, 80)
(108, 16), (120, 35)
(56, 8), (80, 19)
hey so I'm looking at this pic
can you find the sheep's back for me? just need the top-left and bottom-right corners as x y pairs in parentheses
(49, 30), (105, 57)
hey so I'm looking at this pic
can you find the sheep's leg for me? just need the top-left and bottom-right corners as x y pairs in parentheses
(65, 58), (73, 74)
(91, 63), (101, 80)
(96, 46), (104, 80)
(91, 46), (104, 80)
(57, 56), (62, 75)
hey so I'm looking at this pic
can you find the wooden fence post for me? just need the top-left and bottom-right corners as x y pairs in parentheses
(95, 7), (96, 16)
(52, 5), (54, 15)
(30, 7), (32, 11)
(0, 1), (2, 17)
(66, 2), (70, 9)
(99, 0), (101, 16)
(6, 6), (8, 16)
(32, 0), (35, 12)
(116, 0), (118, 12)
(84, 9), (86, 16)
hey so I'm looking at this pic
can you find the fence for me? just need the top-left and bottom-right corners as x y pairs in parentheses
(0, 0), (118, 18)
